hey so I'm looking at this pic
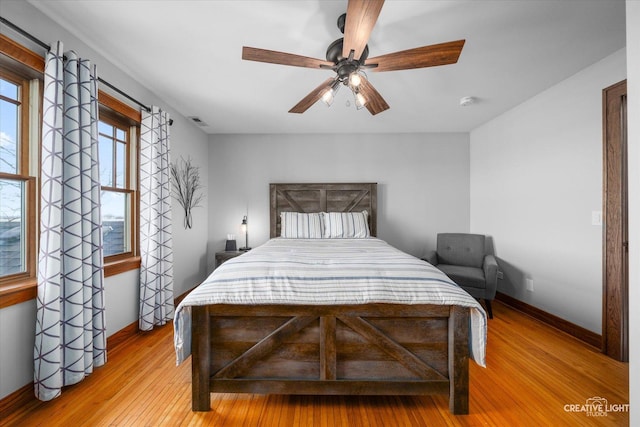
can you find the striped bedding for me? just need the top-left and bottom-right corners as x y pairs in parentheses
(173, 238), (487, 366)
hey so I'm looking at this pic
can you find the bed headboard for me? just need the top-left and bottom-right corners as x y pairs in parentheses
(270, 183), (377, 238)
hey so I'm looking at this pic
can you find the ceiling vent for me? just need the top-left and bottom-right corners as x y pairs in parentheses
(188, 116), (208, 127)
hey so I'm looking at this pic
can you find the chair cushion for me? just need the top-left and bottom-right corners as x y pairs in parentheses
(436, 233), (485, 268)
(437, 264), (487, 290)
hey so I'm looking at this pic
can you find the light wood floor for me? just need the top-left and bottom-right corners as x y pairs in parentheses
(1, 301), (628, 426)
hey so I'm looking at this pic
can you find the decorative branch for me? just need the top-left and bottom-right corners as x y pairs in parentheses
(170, 157), (204, 229)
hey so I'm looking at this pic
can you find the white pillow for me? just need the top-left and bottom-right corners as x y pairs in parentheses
(324, 211), (370, 238)
(280, 212), (325, 238)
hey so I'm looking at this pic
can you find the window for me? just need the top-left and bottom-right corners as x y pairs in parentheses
(0, 67), (37, 288)
(0, 35), (143, 308)
(98, 112), (137, 260)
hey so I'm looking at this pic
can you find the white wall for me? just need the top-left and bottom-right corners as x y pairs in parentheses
(169, 127), (210, 298)
(0, 1), (210, 400)
(206, 133), (470, 272)
(0, 300), (36, 401)
(625, 0), (639, 422)
(469, 48), (626, 333)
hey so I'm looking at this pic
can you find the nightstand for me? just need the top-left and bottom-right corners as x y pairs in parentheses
(215, 251), (245, 269)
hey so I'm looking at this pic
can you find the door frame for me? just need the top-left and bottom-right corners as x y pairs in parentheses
(602, 79), (628, 362)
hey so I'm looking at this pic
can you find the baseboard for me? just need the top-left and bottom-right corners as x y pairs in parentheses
(0, 382), (33, 420)
(107, 320), (139, 350)
(0, 317), (140, 415)
(495, 292), (602, 349)
(0, 290), (192, 415)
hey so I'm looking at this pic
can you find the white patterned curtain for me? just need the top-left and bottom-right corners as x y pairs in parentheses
(139, 107), (174, 331)
(34, 42), (106, 401)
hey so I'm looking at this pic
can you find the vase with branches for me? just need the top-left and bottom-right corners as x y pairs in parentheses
(170, 156), (204, 229)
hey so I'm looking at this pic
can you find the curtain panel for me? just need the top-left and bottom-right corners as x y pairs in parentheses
(139, 107), (174, 331)
(34, 41), (106, 402)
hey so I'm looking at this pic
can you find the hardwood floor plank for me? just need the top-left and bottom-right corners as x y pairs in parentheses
(0, 302), (628, 426)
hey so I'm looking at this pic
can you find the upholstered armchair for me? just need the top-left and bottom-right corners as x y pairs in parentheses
(424, 233), (498, 318)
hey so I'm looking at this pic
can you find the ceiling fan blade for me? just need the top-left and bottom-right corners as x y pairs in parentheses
(359, 78), (389, 115)
(342, 0), (385, 60)
(243, 46), (334, 69)
(366, 40), (465, 72)
(289, 78), (335, 114)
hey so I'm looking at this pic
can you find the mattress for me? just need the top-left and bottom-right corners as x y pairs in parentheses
(174, 237), (487, 366)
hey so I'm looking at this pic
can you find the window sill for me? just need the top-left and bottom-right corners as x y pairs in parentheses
(0, 257), (141, 309)
(0, 279), (37, 309)
(104, 256), (141, 277)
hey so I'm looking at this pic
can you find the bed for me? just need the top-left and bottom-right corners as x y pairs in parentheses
(174, 183), (486, 415)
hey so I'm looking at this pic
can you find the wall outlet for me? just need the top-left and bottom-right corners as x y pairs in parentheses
(497, 271), (504, 280)
(526, 278), (534, 292)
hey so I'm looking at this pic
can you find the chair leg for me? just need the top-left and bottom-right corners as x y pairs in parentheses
(484, 299), (494, 319)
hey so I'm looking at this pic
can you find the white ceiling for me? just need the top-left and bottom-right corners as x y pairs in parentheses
(28, 0), (626, 134)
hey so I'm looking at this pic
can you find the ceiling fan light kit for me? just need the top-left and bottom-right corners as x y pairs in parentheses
(242, 0), (465, 116)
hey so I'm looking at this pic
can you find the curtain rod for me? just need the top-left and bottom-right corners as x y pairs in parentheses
(0, 15), (158, 116)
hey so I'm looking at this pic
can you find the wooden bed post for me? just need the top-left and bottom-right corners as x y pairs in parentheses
(192, 305), (211, 411)
(449, 306), (470, 415)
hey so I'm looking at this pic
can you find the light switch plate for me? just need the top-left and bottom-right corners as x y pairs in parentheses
(526, 278), (534, 292)
(592, 211), (603, 226)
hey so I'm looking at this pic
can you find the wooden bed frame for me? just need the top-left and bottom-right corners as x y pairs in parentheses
(190, 183), (470, 415)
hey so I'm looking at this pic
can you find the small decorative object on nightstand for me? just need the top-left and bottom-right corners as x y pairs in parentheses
(215, 251), (244, 269)
(225, 234), (237, 251)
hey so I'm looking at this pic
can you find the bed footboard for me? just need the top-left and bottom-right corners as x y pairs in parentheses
(191, 304), (470, 415)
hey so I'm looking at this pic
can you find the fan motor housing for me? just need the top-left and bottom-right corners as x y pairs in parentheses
(326, 38), (369, 64)
(326, 13), (369, 65)
(336, 61), (358, 82)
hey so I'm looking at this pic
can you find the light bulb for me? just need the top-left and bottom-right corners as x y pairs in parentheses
(355, 92), (367, 109)
(349, 73), (362, 88)
(322, 89), (335, 106)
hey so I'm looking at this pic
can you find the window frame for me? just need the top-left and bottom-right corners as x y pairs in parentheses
(98, 110), (137, 262)
(0, 66), (38, 303)
(0, 34), (142, 309)
(96, 93), (142, 279)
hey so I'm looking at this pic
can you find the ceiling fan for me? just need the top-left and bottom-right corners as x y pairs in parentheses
(242, 0), (465, 115)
